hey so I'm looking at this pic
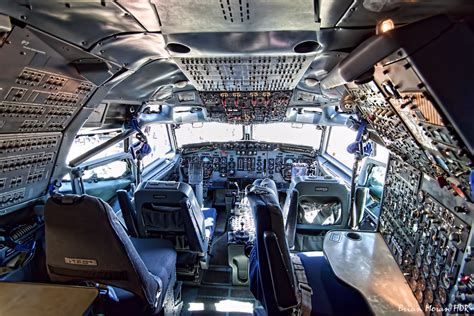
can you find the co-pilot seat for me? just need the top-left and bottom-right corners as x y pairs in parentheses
(44, 194), (177, 315)
(283, 176), (350, 251)
(134, 181), (216, 276)
(247, 179), (371, 316)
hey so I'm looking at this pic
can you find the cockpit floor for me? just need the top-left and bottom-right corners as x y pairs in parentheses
(180, 284), (263, 315)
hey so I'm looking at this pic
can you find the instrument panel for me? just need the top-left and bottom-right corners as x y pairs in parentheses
(380, 157), (474, 313)
(200, 91), (291, 124)
(346, 25), (474, 313)
(179, 141), (317, 186)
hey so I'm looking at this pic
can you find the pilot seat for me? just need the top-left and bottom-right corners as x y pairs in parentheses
(283, 176), (350, 251)
(134, 181), (216, 279)
(247, 179), (371, 316)
(44, 194), (179, 315)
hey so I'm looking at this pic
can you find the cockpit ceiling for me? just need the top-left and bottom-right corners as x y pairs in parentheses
(155, 0), (319, 34)
(1, 0), (473, 127)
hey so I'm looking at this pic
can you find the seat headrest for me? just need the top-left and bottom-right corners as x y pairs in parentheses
(44, 193), (161, 308)
(252, 178), (278, 199)
(50, 194), (85, 205)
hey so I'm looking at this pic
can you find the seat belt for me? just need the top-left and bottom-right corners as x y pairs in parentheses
(291, 254), (313, 316)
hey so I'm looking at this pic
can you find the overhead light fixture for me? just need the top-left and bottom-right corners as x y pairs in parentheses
(376, 19), (395, 34)
(304, 77), (319, 87)
(174, 80), (188, 89)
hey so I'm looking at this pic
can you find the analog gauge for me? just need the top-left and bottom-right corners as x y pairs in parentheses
(424, 253), (432, 266)
(409, 277), (418, 291)
(417, 277), (426, 292)
(437, 288), (447, 304)
(428, 275), (437, 289)
(403, 253), (413, 266)
(430, 227), (439, 242)
(415, 288), (424, 304)
(424, 289), (434, 304)
(447, 214), (455, 226)
(416, 253), (423, 268)
(433, 261), (441, 276)
(440, 270), (451, 288)
(422, 265), (430, 279)
(446, 248), (456, 266)
(397, 253), (403, 265)
(419, 244), (425, 255)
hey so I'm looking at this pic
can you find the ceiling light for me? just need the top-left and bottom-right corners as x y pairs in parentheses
(304, 77), (319, 87)
(376, 19), (395, 34)
(174, 80), (188, 89)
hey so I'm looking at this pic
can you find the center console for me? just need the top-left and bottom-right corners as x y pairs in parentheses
(227, 195), (255, 285)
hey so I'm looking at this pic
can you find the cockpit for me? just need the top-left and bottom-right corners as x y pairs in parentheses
(0, 1), (473, 316)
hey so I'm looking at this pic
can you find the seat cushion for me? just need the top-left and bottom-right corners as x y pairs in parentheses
(130, 237), (176, 300)
(296, 252), (373, 316)
(202, 208), (217, 240)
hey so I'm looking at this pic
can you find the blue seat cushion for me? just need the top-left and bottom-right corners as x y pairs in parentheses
(202, 208), (217, 240)
(296, 252), (373, 316)
(130, 237), (176, 306)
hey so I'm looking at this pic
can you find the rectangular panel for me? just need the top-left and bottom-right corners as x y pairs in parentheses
(175, 56), (313, 91)
(0, 132), (61, 213)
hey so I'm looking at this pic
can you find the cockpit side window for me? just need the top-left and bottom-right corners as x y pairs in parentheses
(60, 132), (133, 205)
(66, 132), (125, 166)
(140, 124), (173, 168)
(63, 132), (125, 181)
(326, 126), (357, 169)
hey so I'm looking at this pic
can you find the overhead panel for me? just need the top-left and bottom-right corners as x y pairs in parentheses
(175, 55), (314, 91)
(0, 25), (116, 214)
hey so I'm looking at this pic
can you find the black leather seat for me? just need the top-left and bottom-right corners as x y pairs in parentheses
(44, 194), (177, 315)
(248, 179), (371, 316)
(283, 176), (350, 251)
(134, 181), (216, 273)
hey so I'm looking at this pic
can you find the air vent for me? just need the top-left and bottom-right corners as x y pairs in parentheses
(174, 55), (314, 91)
(219, 0), (250, 23)
(166, 43), (191, 54)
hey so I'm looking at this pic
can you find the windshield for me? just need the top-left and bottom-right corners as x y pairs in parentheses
(174, 122), (242, 146)
(252, 123), (322, 149)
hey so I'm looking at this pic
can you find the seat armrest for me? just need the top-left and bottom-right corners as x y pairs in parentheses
(263, 231), (298, 311)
